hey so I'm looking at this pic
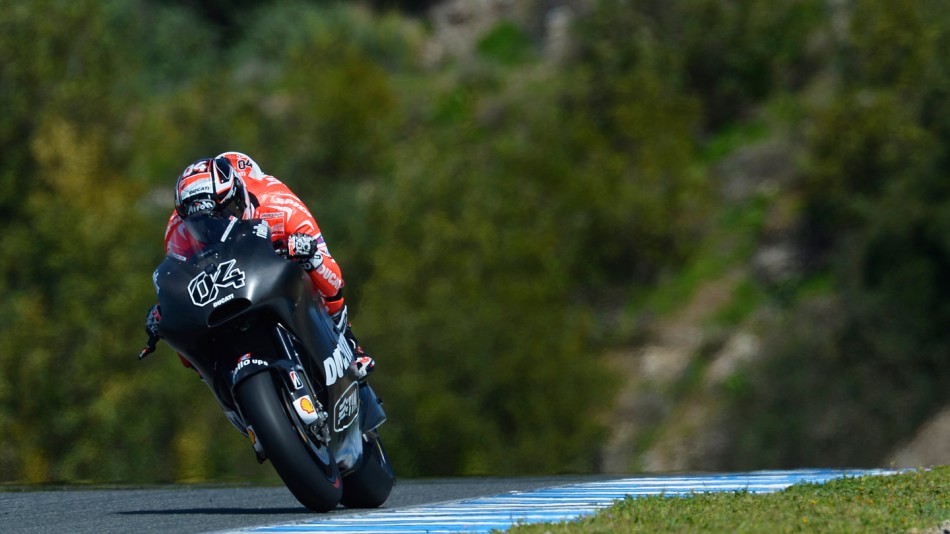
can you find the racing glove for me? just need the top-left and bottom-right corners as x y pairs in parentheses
(285, 233), (323, 271)
(145, 304), (161, 337)
(139, 304), (162, 359)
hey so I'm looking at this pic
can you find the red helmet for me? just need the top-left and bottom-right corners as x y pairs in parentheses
(174, 157), (249, 219)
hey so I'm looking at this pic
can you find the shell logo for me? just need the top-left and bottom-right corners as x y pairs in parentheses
(299, 397), (315, 414)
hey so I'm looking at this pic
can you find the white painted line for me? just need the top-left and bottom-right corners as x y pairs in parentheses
(226, 469), (901, 533)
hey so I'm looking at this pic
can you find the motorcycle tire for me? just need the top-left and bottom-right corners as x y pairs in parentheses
(237, 371), (342, 512)
(340, 431), (396, 508)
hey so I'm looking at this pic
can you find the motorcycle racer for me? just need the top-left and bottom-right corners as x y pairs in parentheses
(142, 152), (374, 380)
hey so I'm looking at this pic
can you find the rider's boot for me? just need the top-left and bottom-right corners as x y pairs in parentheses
(331, 305), (375, 380)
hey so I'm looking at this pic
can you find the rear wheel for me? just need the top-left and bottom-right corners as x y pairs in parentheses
(237, 371), (342, 512)
(340, 431), (395, 508)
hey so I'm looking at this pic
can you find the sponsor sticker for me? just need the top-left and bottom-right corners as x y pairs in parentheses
(322, 332), (354, 386)
(181, 178), (213, 196)
(293, 395), (320, 425)
(188, 199), (216, 214)
(231, 354), (268, 381)
(289, 371), (303, 390)
(316, 263), (343, 291)
(333, 382), (360, 431)
(212, 293), (234, 308)
(253, 221), (269, 239)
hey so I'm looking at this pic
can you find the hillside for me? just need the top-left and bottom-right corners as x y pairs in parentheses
(423, 0), (950, 473)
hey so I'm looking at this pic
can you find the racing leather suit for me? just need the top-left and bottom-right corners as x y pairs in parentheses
(163, 152), (347, 315)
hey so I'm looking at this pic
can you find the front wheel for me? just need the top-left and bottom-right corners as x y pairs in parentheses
(340, 431), (396, 508)
(237, 371), (342, 512)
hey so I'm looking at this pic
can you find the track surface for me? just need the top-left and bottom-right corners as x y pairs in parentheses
(0, 476), (613, 534)
(1, 470), (894, 533)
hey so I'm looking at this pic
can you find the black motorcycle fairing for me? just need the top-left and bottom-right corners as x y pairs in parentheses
(155, 216), (308, 357)
(151, 214), (375, 474)
(359, 383), (387, 433)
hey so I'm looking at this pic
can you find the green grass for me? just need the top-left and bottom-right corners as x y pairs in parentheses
(510, 466), (949, 533)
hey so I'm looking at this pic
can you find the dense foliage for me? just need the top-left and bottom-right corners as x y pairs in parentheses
(0, 0), (946, 483)
(722, 0), (950, 468)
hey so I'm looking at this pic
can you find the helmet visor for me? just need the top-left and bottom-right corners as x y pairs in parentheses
(176, 173), (217, 217)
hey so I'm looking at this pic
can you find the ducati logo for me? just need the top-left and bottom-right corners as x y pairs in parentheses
(188, 259), (246, 306)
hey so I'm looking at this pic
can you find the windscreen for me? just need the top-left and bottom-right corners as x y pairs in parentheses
(166, 214), (240, 260)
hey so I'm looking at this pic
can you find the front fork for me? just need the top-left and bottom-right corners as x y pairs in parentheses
(229, 326), (331, 460)
(272, 324), (331, 445)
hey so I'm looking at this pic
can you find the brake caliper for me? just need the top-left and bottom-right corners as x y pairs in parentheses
(286, 368), (331, 446)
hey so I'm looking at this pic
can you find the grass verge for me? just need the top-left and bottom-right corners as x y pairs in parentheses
(510, 466), (949, 533)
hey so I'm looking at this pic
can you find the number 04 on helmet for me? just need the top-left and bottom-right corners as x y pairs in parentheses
(174, 157), (250, 219)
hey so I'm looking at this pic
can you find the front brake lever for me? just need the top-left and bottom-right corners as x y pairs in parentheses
(138, 334), (161, 360)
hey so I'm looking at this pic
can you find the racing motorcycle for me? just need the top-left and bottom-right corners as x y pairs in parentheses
(140, 214), (394, 512)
